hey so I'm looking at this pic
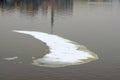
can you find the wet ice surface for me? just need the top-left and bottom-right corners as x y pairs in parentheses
(13, 30), (98, 68)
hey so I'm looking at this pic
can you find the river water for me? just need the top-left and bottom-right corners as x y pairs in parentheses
(0, 0), (120, 80)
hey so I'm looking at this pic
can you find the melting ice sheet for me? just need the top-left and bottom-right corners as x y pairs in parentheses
(13, 30), (98, 68)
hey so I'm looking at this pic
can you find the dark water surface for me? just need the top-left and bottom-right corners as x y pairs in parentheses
(0, 0), (120, 80)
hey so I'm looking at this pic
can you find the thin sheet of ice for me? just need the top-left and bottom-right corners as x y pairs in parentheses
(13, 30), (98, 67)
(4, 56), (18, 61)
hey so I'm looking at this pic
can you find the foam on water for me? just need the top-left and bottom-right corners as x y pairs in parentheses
(13, 30), (98, 67)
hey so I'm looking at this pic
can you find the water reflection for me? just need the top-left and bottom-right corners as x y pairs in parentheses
(0, 0), (73, 15)
(0, 0), (120, 34)
(0, 0), (120, 14)
(0, 0), (73, 34)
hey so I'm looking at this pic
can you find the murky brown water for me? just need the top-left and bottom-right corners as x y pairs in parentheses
(0, 0), (120, 80)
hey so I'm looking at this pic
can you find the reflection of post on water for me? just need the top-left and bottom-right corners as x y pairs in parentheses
(50, 0), (73, 34)
(51, 0), (55, 34)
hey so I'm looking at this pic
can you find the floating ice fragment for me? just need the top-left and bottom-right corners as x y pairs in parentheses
(13, 30), (98, 68)
(4, 56), (18, 61)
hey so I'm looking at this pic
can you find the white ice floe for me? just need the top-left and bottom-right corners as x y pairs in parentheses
(13, 30), (98, 68)
(4, 56), (18, 61)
